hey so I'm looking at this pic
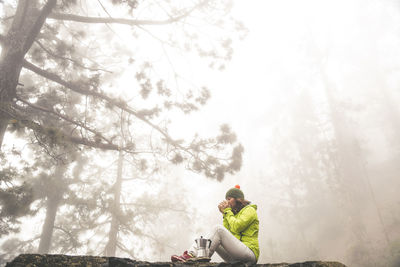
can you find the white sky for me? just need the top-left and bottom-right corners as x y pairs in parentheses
(2, 0), (400, 264)
(169, 1), (400, 262)
(170, 0), (400, 169)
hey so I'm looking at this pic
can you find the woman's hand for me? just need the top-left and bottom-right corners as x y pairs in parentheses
(218, 200), (229, 213)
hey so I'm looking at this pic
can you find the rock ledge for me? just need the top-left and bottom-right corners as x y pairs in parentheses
(5, 254), (347, 267)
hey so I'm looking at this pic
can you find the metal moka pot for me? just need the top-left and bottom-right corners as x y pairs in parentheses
(195, 236), (212, 258)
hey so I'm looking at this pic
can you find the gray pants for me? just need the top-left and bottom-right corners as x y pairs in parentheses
(189, 225), (256, 264)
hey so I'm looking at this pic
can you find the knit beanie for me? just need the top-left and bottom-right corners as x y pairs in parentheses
(225, 185), (244, 199)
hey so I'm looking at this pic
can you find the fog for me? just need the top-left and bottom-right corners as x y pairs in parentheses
(1, 0), (400, 266)
(167, 0), (400, 265)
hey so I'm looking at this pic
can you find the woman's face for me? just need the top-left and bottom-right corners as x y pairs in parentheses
(226, 197), (236, 208)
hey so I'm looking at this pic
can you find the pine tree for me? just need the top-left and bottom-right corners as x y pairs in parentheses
(0, 0), (245, 180)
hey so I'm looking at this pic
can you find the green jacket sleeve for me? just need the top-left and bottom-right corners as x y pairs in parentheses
(223, 215), (229, 230)
(223, 206), (256, 233)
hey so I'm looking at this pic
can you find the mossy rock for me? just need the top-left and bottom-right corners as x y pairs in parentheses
(5, 254), (346, 267)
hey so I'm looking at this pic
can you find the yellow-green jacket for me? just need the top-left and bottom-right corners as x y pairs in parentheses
(223, 204), (259, 261)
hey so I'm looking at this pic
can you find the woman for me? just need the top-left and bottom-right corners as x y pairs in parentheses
(171, 185), (259, 264)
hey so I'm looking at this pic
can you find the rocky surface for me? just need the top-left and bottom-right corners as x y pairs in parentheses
(5, 254), (347, 267)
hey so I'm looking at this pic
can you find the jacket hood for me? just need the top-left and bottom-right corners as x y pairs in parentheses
(248, 204), (257, 210)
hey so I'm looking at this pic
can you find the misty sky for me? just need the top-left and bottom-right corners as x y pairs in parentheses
(2, 0), (400, 266)
(168, 0), (400, 265)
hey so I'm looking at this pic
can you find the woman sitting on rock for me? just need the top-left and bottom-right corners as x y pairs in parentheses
(171, 185), (259, 264)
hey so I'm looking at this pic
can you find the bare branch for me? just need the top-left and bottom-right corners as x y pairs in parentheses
(1, 15), (15, 21)
(47, 13), (176, 25)
(119, 224), (175, 251)
(34, 40), (112, 73)
(96, 0), (113, 18)
(48, 0), (209, 26)
(53, 226), (80, 248)
(121, 203), (187, 213)
(136, 24), (176, 48)
(116, 242), (136, 259)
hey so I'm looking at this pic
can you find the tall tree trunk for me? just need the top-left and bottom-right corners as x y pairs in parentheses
(38, 164), (65, 254)
(38, 192), (62, 253)
(319, 67), (385, 266)
(0, 120), (7, 149)
(321, 73), (366, 232)
(105, 151), (124, 257)
(0, 0), (57, 149)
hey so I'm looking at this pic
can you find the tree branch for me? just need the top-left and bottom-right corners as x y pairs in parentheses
(53, 226), (80, 248)
(34, 40), (112, 73)
(15, 96), (113, 144)
(116, 242), (136, 259)
(1, 15), (15, 22)
(22, 59), (178, 145)
(47, 13), (178, 25)
(48, 0), (209, 26)
(22, 0), (57, 54)
(121, 203), (187, 213)
(20, 61), (236, 178)
(7, 104), (124, 151)
(96, 0), (113, 18)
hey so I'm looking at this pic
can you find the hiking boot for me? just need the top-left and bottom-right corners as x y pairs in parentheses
(171, 251), (195, 262)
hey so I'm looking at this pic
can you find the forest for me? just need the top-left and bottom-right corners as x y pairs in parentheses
(1, 1), (400, 267)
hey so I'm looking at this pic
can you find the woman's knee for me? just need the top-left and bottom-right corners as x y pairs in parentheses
(212, 224), (227, 235)
(212, 224), (223, 231)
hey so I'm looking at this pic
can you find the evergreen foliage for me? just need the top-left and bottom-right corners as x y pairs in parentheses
(0, 0), (245, 262)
